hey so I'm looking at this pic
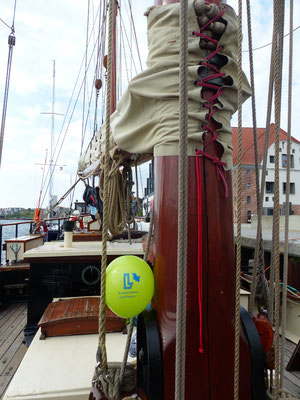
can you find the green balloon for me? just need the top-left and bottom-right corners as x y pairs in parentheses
(105, 255), (154, 318)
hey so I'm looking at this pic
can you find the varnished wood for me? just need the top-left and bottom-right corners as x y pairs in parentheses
(38, 298), (127, 338)
(153, 152), (252, 399)
(0, 262), (30, 271)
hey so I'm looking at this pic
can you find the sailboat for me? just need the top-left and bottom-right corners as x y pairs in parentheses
(2, 0), (300, 399)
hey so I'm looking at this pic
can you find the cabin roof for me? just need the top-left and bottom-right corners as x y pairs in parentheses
(231, 123), (300, 166)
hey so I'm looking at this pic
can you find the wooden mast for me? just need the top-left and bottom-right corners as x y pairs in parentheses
(152, 0), (252, 398)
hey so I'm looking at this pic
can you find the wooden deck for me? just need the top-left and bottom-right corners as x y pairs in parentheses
(0, 301), (299, 399)
(284, 340), (300, 397)
(0, 302), (27, 400)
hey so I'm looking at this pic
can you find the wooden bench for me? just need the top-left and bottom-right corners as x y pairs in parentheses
(3, 283), (27, 295)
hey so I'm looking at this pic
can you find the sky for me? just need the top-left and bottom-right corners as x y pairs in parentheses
(0, 0), (299, 209)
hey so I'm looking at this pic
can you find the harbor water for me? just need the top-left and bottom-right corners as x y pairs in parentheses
(0, 220), (31, 264)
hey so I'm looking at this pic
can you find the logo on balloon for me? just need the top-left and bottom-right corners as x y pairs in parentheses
(123, 272), (140, 290)
(106, 256), (154, 318)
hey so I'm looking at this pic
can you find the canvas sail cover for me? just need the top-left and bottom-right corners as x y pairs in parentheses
(78, 1), (251, 177)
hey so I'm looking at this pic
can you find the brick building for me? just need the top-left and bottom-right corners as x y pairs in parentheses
(232, 124), (300, 223)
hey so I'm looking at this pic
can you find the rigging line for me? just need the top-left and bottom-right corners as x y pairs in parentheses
(0, 0), (17, 31)
(272, 0), (285, 397)
(242, 24), (300, 52)
(0, 18), (13, 31)
(119, 13), (138, 76)
(280, 0), (293, 388)
(124, 0), (143, 72)
(0, 32), (15, 167)
(40, 24), (104, 209)
(234, 0), (243, 397)
(81, 0), (91, 156)
(246, 0), (269, 317)
(11, 0), (17, 30)
(82, 71), (98, 149)
(120, 23), (130, 84)
(40, 4), (106, 205)
(52, 3), (103, 157)
(118, 0), (122, 98)
(93, 1), (107, 133)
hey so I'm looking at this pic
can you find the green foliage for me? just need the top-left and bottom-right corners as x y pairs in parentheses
(6, 209), (35, 220)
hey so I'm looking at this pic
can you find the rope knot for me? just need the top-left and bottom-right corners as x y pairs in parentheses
(196, 149), (228, 198)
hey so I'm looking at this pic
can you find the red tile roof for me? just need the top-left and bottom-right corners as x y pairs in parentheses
(231, 123), (300, 166)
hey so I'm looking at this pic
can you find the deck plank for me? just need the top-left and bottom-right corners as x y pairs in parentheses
(0, 302), (27, 400)
(284, 340), (300, 398)
(0, 300), (299, 399)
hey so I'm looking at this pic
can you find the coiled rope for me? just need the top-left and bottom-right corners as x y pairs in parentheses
(99, 166), (125, 237)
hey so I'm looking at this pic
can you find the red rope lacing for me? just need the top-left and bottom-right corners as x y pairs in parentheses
(194, 6), (228, 354)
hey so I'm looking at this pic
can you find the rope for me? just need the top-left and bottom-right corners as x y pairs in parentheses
(245, 0), (269, 315)
(135, 161), (141, 215)
(234, 1), (243, 398)
(124, 0), (143, 72)
(0, 27), (15, 167)
(243, 25), (300, 53)
(97, 0), (115, 381)
(272, 0), (285, 397)
(99, 166), (125, 237)
(267, 388), (300, 400)
(249, 16), (276, 318)
(40, 4), (106, 208)
(92, 204), (154, 399)
(280, 0), (293, 389)
(81, 0), (90, 155)
(123, 162), (135, 227)
(175, 0), (188, 398)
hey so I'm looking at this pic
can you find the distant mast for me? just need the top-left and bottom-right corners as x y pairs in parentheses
(41, 60), (64, 217)
(50, 60), (56, 214)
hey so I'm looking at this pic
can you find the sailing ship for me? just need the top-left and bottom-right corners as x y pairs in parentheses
(1, 0), (300, 399)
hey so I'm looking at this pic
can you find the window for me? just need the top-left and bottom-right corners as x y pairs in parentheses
(292, 149), (295, 154)
(283, 182), (295, 194)
(247, 182), (251, 189)
(279, 148), (282, 152)
(266, 170), (268, 175)
(246, 169), (250, 175)
(269, 155), (275, 163)
(282, 154), (287, 167)
(265, 197), (269, 202)
(282, 154), (295, 168)
(247, 196), (251, 204)
(266, 181), (274, 193)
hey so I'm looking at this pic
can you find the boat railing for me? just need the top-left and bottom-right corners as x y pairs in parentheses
(0, 217), (69, 265)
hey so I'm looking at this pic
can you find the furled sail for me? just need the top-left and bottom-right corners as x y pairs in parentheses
(78, 1), (251, 177)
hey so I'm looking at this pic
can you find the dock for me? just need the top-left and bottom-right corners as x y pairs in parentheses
(234, 224), (300, 257)
(0, 301), (299, 399)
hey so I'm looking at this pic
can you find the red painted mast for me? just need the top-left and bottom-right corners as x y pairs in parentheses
(152, 0), (252, 399)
